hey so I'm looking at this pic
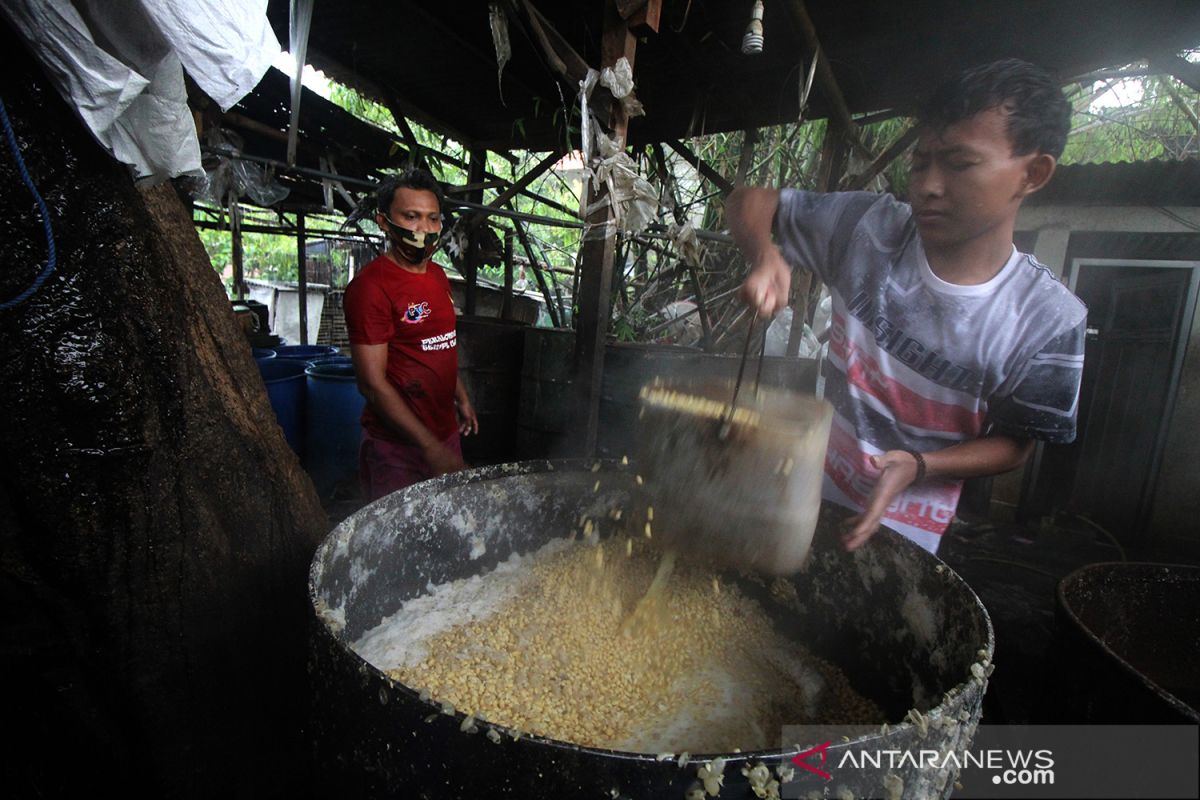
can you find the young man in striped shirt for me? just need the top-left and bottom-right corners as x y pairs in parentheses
(729, 59), (1086, 553)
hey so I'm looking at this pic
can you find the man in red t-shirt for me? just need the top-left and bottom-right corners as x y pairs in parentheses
(343, 170), (478, 500)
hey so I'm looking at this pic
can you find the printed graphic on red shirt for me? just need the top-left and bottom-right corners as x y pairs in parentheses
(404, 301), (432, 324)
(421, 331), (457, 351)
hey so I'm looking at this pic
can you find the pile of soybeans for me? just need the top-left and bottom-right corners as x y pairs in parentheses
(353, 533), (881, 754)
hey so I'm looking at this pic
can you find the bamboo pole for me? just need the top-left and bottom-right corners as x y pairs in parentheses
(509, 213), (562, 327)
(842, 124), (919, 191)
(501, 231), (514, 320)
(667, 138), (735, 195)
(231, 199), (244, 301)
(297, 212), (308, 344)
(735, 128), (760, 186)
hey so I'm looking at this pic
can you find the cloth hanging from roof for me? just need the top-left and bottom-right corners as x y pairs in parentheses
(1, 0), (280, 183)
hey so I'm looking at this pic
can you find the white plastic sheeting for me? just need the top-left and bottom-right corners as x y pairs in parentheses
(579, 60), (657, 236)
(1, 0), (279, 183)
(286, 0), (313, 166)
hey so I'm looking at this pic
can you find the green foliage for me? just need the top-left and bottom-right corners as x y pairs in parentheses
(324, 81), (581, 293)
(1061, 72), (1200, 164)
(213, 58), (1199, 340)
(196, 223), (301, 291)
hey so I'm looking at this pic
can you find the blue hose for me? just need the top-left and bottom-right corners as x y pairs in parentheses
(0, 96), (57, 310)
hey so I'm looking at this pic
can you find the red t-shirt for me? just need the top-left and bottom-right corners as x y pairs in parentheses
(343, 255), (459, 443)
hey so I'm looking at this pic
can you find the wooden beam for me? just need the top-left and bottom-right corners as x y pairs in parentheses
(1151, 53), (1200, 94)
(501, 232), (515, 320)
(615, 0), (647, 17)
(621, 0), (662, 35)
(574, 1), (638, 456)
(469, 149), (564, 226)
(385, 106), (429, 171)
(782, 0), (872, 161)
(445, 180), (507, 194)
(667, 139), (735, 196)
(518, 0), (592, 84)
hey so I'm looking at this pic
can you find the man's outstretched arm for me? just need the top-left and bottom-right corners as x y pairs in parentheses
(728, 187), (793, 318)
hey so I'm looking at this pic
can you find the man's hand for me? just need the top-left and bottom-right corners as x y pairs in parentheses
(840, 437), (1033, 550)
(740, 247), (792, 318)
(456, 395), (479, 436)
(841, 451), (921, 551)
(423, 439), (466, 477)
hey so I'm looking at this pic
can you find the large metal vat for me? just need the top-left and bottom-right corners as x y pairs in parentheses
(1056, 562), (1200, 723)
(309, 461), (994, 798)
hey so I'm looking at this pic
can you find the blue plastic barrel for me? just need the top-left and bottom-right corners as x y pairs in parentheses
(304, 361), (365, 498)
(258, 359), (307, 457)
(252, 347), (277, 364)
(307, 354), (354, 369)
(273, 344), (338, 362)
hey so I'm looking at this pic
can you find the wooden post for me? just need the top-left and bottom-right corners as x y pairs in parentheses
(574, 0), (637, 456)
(501, 231), (514, 320)
(464, 149), (487, 316)
(231, 199), (244, 301)
(296, 211), (308, 345)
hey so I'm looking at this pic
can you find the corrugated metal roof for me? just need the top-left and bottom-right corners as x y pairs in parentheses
(264, 0), (1200, 151)
(1029, 159), (1200, 207)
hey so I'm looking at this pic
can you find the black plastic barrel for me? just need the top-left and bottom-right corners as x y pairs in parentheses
(693, 351), (820, 394)
(1056, 562), (1200, 723)
(515, 327), (576, 459)
(309, 461), (995, 799)
(517, 333), (823, 460)
(456, 316), (527, 465)
(596, 343), (701, 458)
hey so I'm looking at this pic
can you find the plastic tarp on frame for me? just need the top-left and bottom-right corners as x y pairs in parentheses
(1, 0), (280, 183)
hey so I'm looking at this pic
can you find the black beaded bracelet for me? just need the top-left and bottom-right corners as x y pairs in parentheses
(905, 449), (927, 484)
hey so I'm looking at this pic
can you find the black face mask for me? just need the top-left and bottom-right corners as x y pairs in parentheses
(383, 217), (441, 263)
